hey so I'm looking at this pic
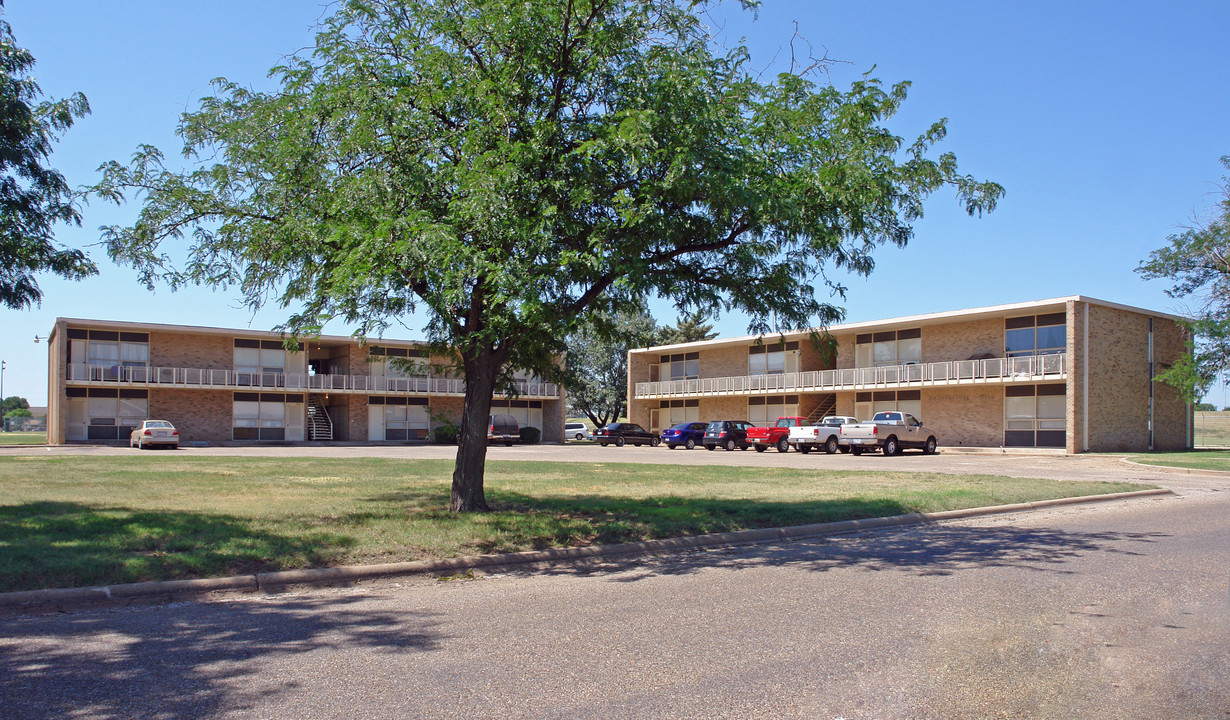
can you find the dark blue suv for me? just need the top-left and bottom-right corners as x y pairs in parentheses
(661, 421), (708, 450)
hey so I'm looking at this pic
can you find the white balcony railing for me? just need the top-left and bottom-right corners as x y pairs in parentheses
(634, 353), (1067, 399)
(65, 364), (561, 398)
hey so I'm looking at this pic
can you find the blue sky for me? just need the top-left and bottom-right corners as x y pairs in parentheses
(3, 1), (1229, 406)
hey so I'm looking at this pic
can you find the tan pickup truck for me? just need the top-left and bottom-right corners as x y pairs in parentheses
(839, 411), (938, 456)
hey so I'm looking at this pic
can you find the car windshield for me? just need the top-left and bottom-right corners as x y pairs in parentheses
(602, 423), (621, 430)
(145, 421), (173, 428)
(706, 421), (724, 431)
(668, 423), (693, 430)
(775, 418), (795, 427)
(872, 412), (903, 422)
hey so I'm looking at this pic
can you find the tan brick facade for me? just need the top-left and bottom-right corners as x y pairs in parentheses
(627, 297), (1194, 453)
(47, 318), (568, 446)
(149, 389), (233, 444)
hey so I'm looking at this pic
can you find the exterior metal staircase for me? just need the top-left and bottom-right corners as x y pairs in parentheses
(805, 394), (838, 424)
(307, 396), (333, 441)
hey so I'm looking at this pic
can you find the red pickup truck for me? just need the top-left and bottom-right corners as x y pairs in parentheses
(747, 416), (808, 453)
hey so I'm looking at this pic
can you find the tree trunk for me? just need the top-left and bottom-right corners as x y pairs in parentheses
(451, 350), (503, 512)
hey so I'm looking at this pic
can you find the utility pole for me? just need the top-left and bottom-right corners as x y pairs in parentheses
(0, 360), (6, 432)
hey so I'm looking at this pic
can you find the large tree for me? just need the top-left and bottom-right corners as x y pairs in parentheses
(565, 302), (659, 427)
(1137, 155), (1230, 402)
(91, 0), (1002, 511)
(0, 4), (95, 309)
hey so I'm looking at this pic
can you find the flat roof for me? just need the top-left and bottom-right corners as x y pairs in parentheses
(49, 317), (425, 348)
(637, 295), (1189, 353)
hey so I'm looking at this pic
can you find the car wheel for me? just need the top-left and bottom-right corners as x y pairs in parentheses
(575, 433), (584, 441)
(724, 439), (736, 451)
(776, 438), (790, 453)
(754, 444), (767, 453)
(506, 442), (513, 447)
(651, 437), (661, 447)
(851, 447), (863, 456)
(667, 444), (677, 450)
(600, 442), (608, 447)
(798, 444), (811, 454)
(839, 446), (851, 454)
(883, 437), (899, 456)
(137, 438), (144, 450)
(825, 437), (839, 455)
(615, 437), (625, 447)
(924, 436), (938, 455)
(705, 444), (715, 451)
(685, 438), (696, 450)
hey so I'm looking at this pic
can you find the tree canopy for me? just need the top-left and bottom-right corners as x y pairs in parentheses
(565, 302), (659, 427)
(1137, 155), (1230, 402)
(657, 312), (718, 345)
(0, 6), (95, 309)
(1, 396), (29, 415)
(91, 0), (1002, 511)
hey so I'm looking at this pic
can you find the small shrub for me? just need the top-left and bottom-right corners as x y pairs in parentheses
(433, 424), (460, 444)
(519, 426), (541, 444)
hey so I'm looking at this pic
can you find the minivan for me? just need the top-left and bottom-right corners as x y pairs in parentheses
(565, 422), (590, 441)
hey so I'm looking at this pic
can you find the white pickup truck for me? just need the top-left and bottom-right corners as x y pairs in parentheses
(787, 415), (860, 454)
(839, 411), (938, 456)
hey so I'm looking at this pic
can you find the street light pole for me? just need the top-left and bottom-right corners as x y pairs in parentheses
(0, 359), (6, 432)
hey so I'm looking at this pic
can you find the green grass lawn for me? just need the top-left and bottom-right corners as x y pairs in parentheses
(0, 431), (46, 446)
(1127, 450), (1230, 472)
(0, 456), (1149, 593)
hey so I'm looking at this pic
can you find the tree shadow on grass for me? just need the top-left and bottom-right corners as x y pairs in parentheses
(0, 502), (358, 593)
(0, 595), (444, 720)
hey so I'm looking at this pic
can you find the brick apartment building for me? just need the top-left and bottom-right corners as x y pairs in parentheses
(45, 319), (566, 445)
(627, 296), (1193, 453)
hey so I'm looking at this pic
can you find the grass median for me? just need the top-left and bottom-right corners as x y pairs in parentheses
(1127, 450), (1230, 472)
(0, 455), (1149, 593)
(0, 432), (46, 446)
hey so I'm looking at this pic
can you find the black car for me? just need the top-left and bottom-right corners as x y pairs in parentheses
(661, 421), (708, 450)
(703, 420), (754, 451)
(593, 422), (660, 447)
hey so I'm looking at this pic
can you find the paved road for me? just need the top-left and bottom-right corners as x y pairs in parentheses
(2, 474), (1227, 717)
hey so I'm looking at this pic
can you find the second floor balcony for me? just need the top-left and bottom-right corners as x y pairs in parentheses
(65, 363), (561, 399)
(634, 353), (1067, 399)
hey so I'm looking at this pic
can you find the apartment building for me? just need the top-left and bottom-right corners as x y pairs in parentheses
(627, 297), (1193, 453)
(45, 318), (565, 445)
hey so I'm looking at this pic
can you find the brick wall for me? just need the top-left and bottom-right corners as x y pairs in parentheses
(1084, 304), (1152, 451)
(542, 399), (565, 443)
(149, 389), (232, 444)
(1152, 318), (1192, 450)
(923, 386), (1006, 447)
(149, 332), (232, 369)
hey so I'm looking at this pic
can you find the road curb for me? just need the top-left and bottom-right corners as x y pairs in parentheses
(0, 488), (1172, 613)
(1119, 456), (1230, 475)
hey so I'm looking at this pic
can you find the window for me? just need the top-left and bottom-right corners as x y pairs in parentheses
(748, 343), (799, 376)
(855, 329), (921, 368)
(1005, 313), (1066, 357)
(657, 352), (699, 381)
(233, 392), (294, 441)
(377, 397), (430, 440)
(658, 399), (700, 426)
(82, 388), (147, 440)
(747, 395), (800, 425)
(854, 390), (921, 423)
(491, 399), (543, 431)
(235, 339), (296, 386)
(1004, 385), (1066, 447)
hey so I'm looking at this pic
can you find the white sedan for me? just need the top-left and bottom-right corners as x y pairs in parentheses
(130, 420), (180, 449)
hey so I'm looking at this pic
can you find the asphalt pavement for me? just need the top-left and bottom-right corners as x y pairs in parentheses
(0, 445), (1227, 718)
